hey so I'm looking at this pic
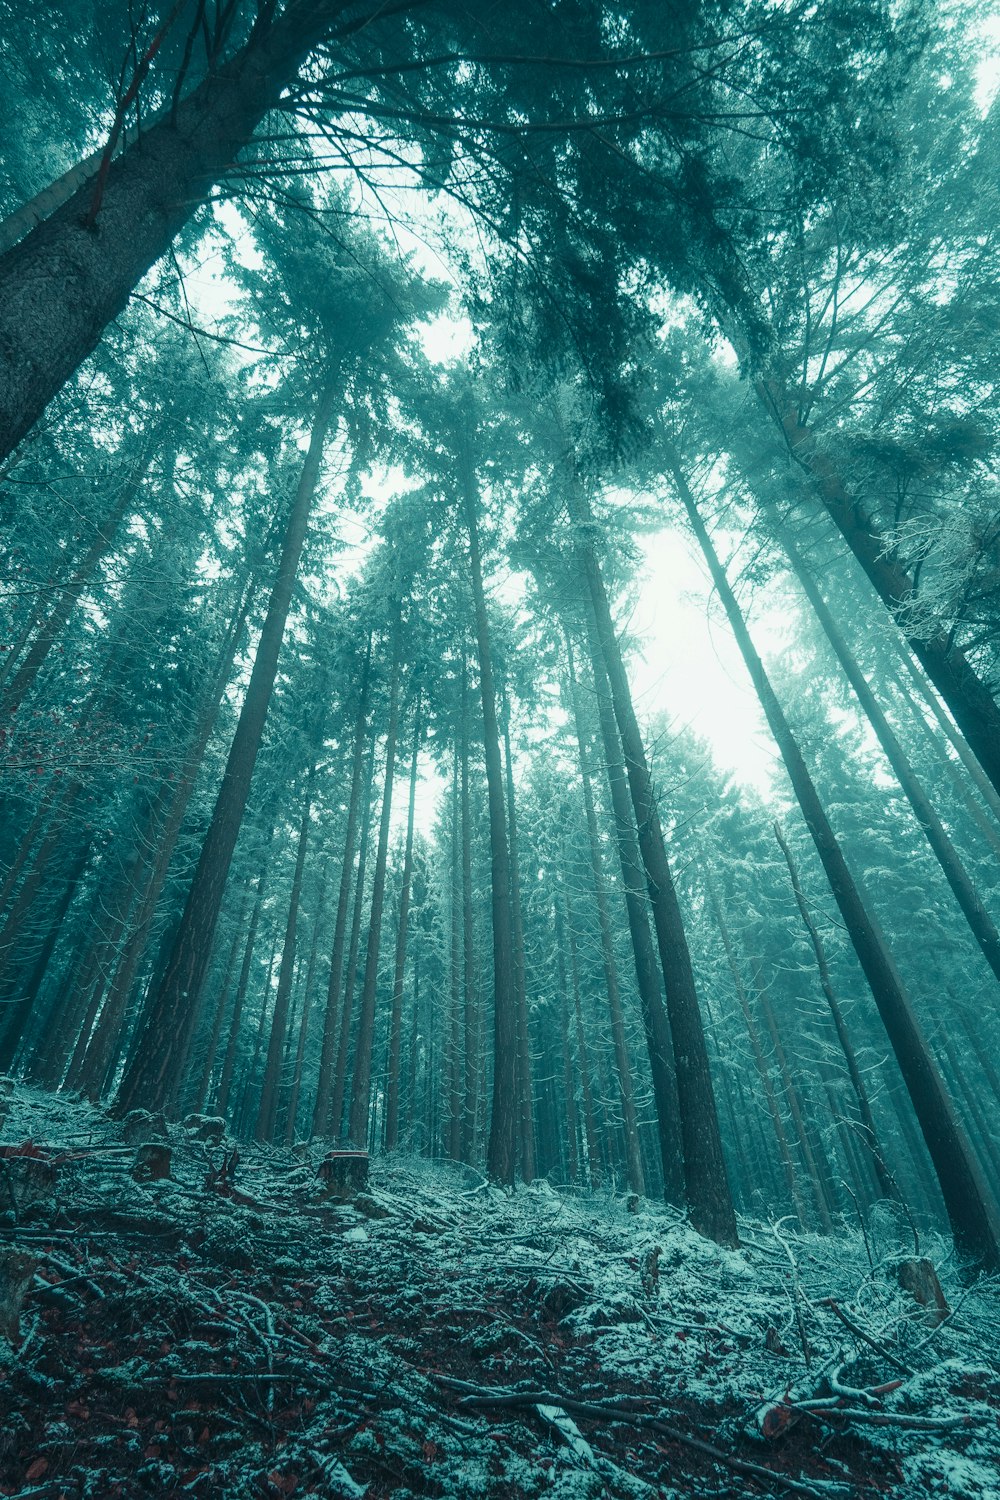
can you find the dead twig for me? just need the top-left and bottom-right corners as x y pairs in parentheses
(820, 1298), (914, 1377)
(434, 1376), (850, 1498)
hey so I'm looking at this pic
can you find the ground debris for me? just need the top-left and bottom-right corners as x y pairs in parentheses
(0, 1083), (997, 1498)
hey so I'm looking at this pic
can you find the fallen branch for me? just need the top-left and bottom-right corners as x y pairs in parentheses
(434, 1377), (849, 1498)
(820, 1298), (914, 1376)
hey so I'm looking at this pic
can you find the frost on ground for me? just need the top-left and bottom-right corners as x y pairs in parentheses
(0, 1085), (998, 1499)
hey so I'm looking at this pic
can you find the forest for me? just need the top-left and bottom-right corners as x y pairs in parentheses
(1, 1), (1000, 1496)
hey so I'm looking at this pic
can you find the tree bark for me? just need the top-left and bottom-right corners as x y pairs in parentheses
(0, 7), (322, 462)
(255, 763), (317, 1141)
(312, 638), (372, 1136)
(745, 365), (1000, 800)
(115, 381), (336, 1115)
(773, 821), (899, 1202)
(347, 611), (403, 1148)
(675, 464), (1000, 1267)
(706, 880), (811, 1227)
(459, 437), (518, 1186)
(776, 519), (1000, 989)
(329, 739), (377, 1138)
(385, 700), (421, 1151)
(503, 713), (536, 1183)
(567, 476), (736, 1244)
(216, 857), (269, 1119)
(564, 641), (645, 1195)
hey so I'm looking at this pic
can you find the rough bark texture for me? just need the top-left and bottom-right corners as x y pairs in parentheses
(749, 370), (1000, 800)
(503, 716), (537, 1184)
(0, 8), (318, 462)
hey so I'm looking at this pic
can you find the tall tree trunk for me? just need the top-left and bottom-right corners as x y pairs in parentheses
(755, 983), (836, 1232)
(256, 763), (317, 1141)
(0, 841), (93, 1069)
(564, 642), (645, 1195)
(216, 857), (269, 1119)
(706, 880), (811, 1226)
(312, 639), (372, 1136)
(503, 713), (536, 1183)
(734, 353), (1000, 799)
(893, 649), (1000, 832)
(329, 739), (377, 1138)
(385, 701), (421, 1151)
(0, 7), (324, 462)
(773, 821), (899, 1201)
(567, 477), (736, 1244)
(675, 465), (1000, 1267)
(554, 905), (581, 1184)
(193, 903), (247, 1114)
(348, 613), (403, 1148)
(115, 381), (336, 1115)
(562, 891), (601, 1187)
(460, 440), (518, 1186)
(81, 580), (256, 1095)
(448, 731), (464, 1160)
(460, 664), (480, 1163)
(285, 856), (331, 1145)
(776, 520), (1000, 988)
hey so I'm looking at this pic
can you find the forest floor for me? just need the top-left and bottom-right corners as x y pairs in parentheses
(0, 1088), (998, 1499)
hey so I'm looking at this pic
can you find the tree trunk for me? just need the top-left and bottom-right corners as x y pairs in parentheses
(216, 857), (269, 1119)
(776, 520), (1000, 988)
(460, 665), (480, 1163)
(192, 904), (247, 1114)
(460, 441), (518, 1186)
(329, 739), (377, 1138)
(255, 765), (317, 1141)
(675, 464), (1000, 1267)
(0, 444), (154, 722)
(385, 701), (421, 1151)
(284, 856), (331, 1144)
(562, 892), (601, 1187)
(503, 713), (536, 1183)
(448, 731), (464, 1160)
(743, 362), (1000, 800)
(348, 613), (403, 1148)
(0, 7), (323, 462)
(773, 821), (899, 1201)
(564, 640), (645, 1195)
(115, 381), (337, 1115)
(567, 477), (736, 1244)
(706, 880), (811, 1226)
(81, 580), (256, 1096)
(312, 638), (372, 1136)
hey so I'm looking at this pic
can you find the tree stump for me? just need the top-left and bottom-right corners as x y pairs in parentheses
(0, 1248), (36, 1343)
(317, 1150), (368, 1197)
(122, 1110), (169, 1146)
(0, 1153), (57, 1219)
(895, 1257), (950, 1325)
(183, 1113), (227, 1144)
(132, 1143), (172, 1182)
